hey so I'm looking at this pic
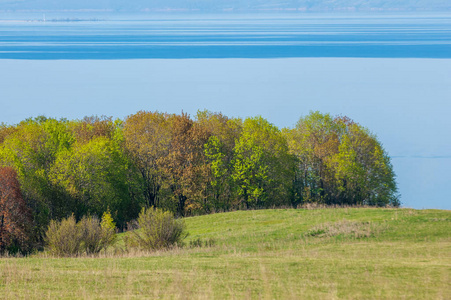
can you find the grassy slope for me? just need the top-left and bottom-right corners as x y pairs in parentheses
(1, 208), (450, 299)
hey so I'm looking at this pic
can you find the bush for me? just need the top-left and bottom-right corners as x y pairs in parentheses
(126, 207), (187, 251)
(45, 212), (117, 256)
(100, 210), (117, 249)
(78, 216), (103, 254)
(45, 214), (82, 256)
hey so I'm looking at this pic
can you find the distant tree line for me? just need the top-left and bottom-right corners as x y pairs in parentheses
(0, 111), (399, 253)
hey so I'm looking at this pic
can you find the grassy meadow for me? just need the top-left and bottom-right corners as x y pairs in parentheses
(1, 208), (450, 299)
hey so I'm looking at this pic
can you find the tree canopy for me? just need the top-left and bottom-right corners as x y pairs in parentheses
(284, 112), (399, 206)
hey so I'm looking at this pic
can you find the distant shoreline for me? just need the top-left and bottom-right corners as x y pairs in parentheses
(1, 8), (450, 13)
(0, 18), (103, 23)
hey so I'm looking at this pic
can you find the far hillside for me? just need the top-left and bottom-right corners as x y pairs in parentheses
(0, 0), (450, 12)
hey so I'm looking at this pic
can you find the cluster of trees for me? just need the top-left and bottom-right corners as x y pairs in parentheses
(0, 111), (399, 253)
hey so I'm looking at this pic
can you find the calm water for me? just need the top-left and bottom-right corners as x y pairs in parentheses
(0, 14), (450, 209)
(1, 13), (451, 59)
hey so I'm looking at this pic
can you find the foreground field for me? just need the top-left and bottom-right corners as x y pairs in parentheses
(1, 208), (450, 299)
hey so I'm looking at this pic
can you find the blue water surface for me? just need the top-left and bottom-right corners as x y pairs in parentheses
(1, 13), (451, 59)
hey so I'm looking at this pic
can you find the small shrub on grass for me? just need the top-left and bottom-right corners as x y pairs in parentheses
(79, 212), (117, 255)
(45, 212), (117, 256)
(78, 216), (104, 255)
(100, 210), (117, 249)
(45, 214), (82, 256)
(125, 207), (188, 251)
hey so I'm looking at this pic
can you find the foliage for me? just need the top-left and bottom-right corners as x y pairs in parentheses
(78, 212), (117, 255)
(0, 167), (32, 254)
(125, 207), (187, 251)
(45, 214), (82, 256)
(0, 124), (17, 145)
(199, 110), (242, 212)
(285, 112), (399, 206)
(123, 111), (172, 208)
(0, 116), (144, 237)
(100, 210), (117, 248)
(330, 117), (399, 206)
(232, 116), (294, 208)
(50, 135), (143, 227)
(69, 116), (117, 144)
(0, 118), (75, 240)
(78, 215), (105, 255)
(45, 211), (117, 256)
(161, 113), (211, 216)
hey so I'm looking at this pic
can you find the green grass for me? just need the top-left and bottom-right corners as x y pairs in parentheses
(1, 208), (450, 299)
